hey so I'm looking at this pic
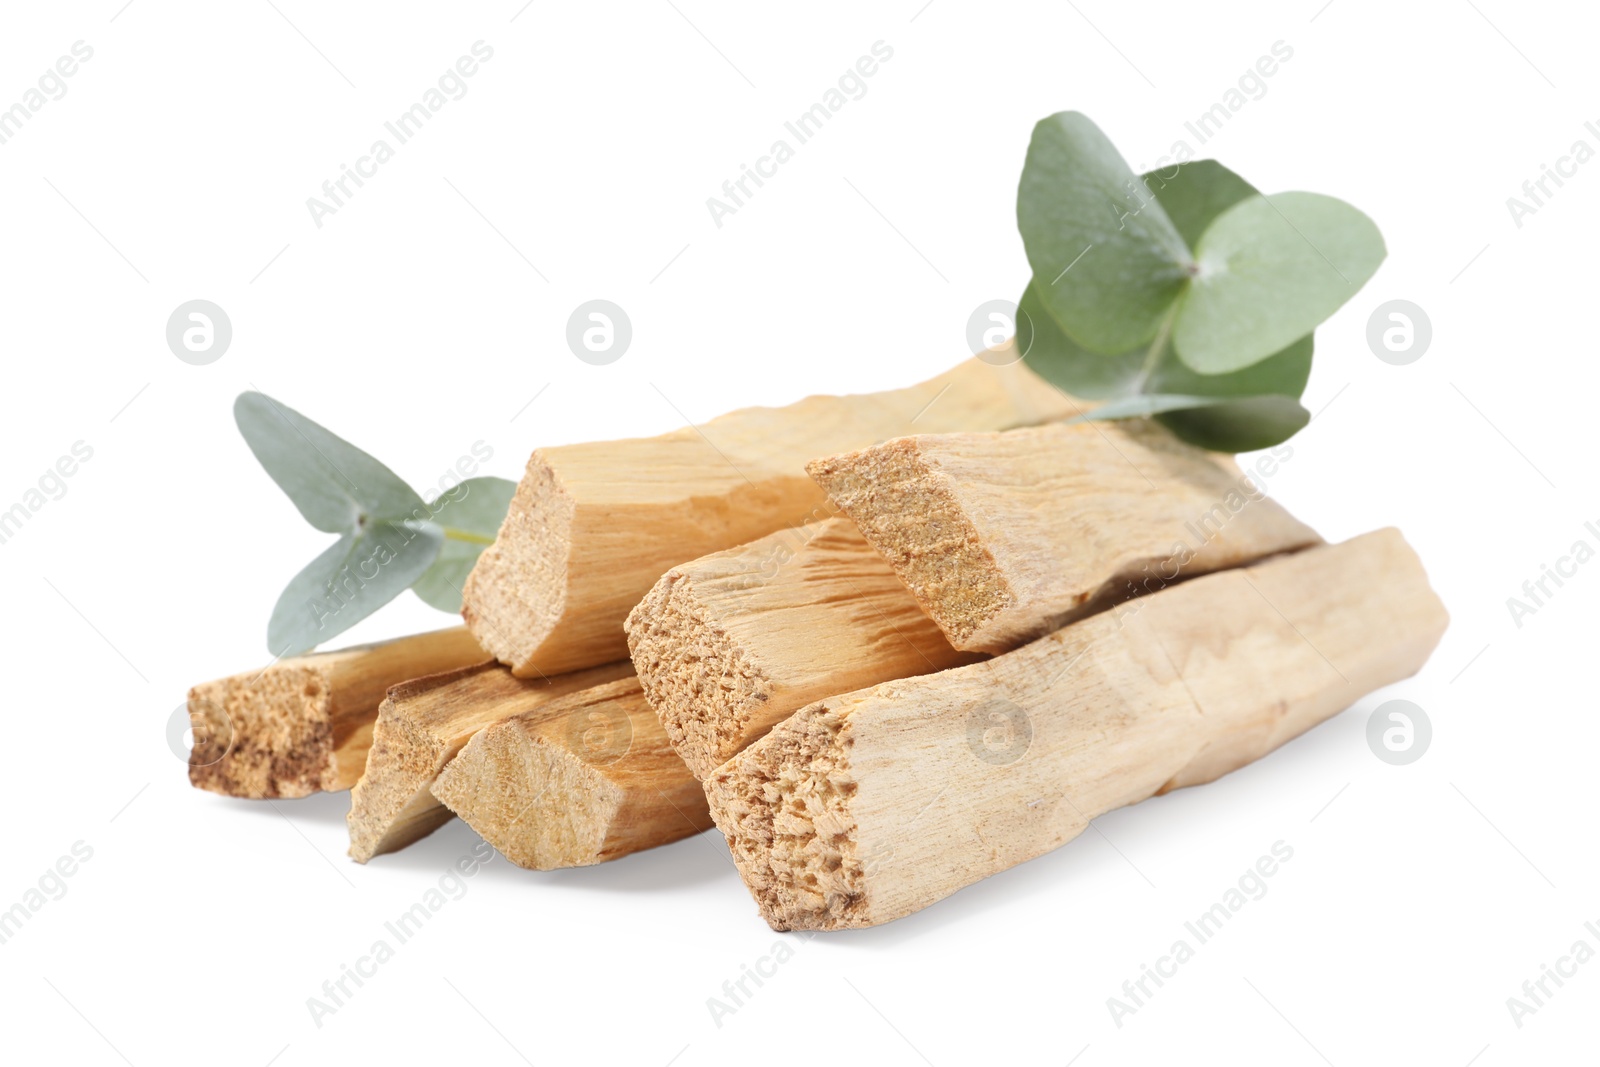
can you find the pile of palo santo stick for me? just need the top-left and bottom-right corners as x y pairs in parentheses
(187, 348), (1447, 930)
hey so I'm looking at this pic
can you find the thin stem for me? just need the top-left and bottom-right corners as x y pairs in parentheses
(441, 527), (494, 545)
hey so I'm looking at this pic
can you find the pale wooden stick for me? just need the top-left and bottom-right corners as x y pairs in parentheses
(706, 530), (1448, 930)
(462, 355), (1078, 678)
(345, 660), (631, 862)
(626, 517), (980, 779)
(807, 419), (1322, 654)
(186, 627), (487, 799)
(431, 676), (711, 869)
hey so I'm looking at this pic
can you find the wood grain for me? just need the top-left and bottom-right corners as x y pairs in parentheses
(345, 660), (632, 861)
(808, 419), (1321, 653)
(626, 517), (981, 779)
(705, 530), (1448, 930)
(432, 676), (711, 869)
(463, 354), (1079, 677)
(186, 627), (487, 799)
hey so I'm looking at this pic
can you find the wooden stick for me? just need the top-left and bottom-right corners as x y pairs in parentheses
(431, 676), (712, 869)
(626, 517), (981, 779)
(807, 419), (1322, 654)
(186, 627), (487, 799)
(345, 660), (632, 862)
(462, 355), (1078, 678)
(705, 530), (1448, 930)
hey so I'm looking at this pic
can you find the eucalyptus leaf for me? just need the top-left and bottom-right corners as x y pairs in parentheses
(1141, 160), (1260, 250)
(1018, 111), (1191, 354)
(235, 392), (425, 533)
(1174, 191), (1385, 373)
(267, 521), (444, 656)
(1148, 332), (1313, 400)
(1155, 395), (1311, 453)
(411, 476), (517, 612)
(1019, 282), (1148, 400)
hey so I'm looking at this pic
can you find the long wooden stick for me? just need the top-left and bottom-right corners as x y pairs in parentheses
(807, 419), (1321, 654)
(462, 356), (1077, 678)
(186, 627), (487, 799)
(432, 676), (712, 869)
(345, 660), (631, 862)
(626, 517), (980, 779)
(705, 530), (1448, 930)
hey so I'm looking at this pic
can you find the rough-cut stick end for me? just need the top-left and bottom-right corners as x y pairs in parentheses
(705, 702), (868, 931)
(807, 439), (1013, 652)
(625, 569), (773, 781)
(462, 449), (575, 676)
(433, 722), (622, 870)
(186, 666), (338, 799)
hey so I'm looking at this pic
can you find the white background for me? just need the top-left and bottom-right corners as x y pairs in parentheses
(0, 1), (1593, 1064)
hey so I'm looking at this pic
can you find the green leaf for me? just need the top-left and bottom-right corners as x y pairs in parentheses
(1141, 160), (1260, 250)
(235, 392), (425, 533)
(1174, 191), (1385, 373)
(268, 521), (443, 656)
(1148, 332), (1313, 400)
(1018, 282), (1147, 400)
(1018, 112), (1191, 354)
(1155, 395), (1311, 453)
(412, 477), (517, 612)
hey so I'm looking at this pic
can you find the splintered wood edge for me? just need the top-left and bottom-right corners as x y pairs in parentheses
(705, 700), (868, 931)
(807, 439), (1011, 650)
(625, 567), (774, 781)
(345, 662), (500, 862)
(187, 663), (340, 799)
(462, 449), (575, 677)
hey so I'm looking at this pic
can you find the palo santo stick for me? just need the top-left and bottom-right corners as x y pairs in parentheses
(626, 517), (982, 779)
(432, 676), (712, 869)
(706, 529), (1448, 930)
(463, 355), (1078, 678)
(187, 627), (487, 799)
(807, 419), (1322, 654)
(346, 660), (632, 862)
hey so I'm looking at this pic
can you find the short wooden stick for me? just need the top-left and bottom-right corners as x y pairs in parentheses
(345, 660), (632, 862)
(432, 676), (712, 869)
(705, 530), (1448, 930)
(186, 627), (487, 799)
(626, 517), (980, 779)
(807, 419), (1321, 654)
(462, 356), (1077, 678)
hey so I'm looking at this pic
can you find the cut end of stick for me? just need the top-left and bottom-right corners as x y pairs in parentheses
(705, 701), (867, 931)
(187, 665), (339, 799)
(625, 569), (774, 781)
(807, 437), (1014, 650)
(433, 676), (711, 869)
(461, 450), (575, 677)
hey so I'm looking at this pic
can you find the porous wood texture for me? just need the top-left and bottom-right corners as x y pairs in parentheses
(626, 517), (980, 779)
(432, 676), (711, 869)
(462, 354), (1079, 677)
(808, 419), (1321, 653)
(706, 530), (1448, 930)
(186, 627), (486, 799)
(346, 660), (631, 861)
